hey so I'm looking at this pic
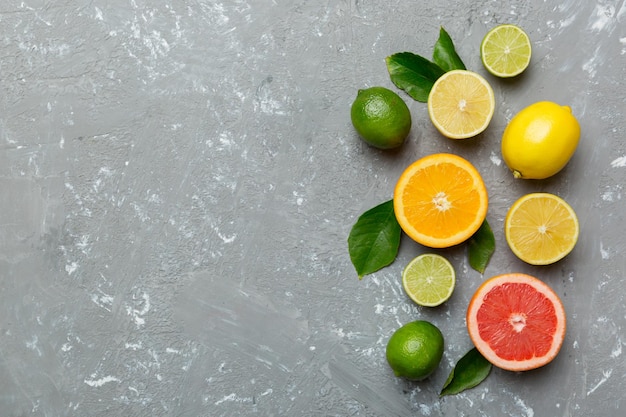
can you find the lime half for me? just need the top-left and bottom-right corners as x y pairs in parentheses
(480, 24), (531, 78)
(402, 254), (455, 307)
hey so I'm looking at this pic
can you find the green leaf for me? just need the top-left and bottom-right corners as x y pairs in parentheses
(348, 200), (401, 279)
(468, 219), (495, 274)
(440, 348), (492, 396)
(385, 52), (445, 102)
(432, 27), (466, 72)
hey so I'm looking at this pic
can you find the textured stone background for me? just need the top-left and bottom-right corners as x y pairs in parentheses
(1, 0), (625, 416)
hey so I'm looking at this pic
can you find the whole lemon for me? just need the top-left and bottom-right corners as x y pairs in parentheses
(350, 87), (412, 149)
(501, 101), (580, 179)
(385, 320), (444, 381)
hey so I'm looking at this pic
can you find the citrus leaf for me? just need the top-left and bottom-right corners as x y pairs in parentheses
(432, 27), (466, 72)
(440, 347), (492, 397)
(385, 52), (445, 102)
(348, 200), (401, 279)
(468, 219), (495, 274)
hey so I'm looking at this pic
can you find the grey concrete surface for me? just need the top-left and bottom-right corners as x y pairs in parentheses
(1, 0), (625, 416)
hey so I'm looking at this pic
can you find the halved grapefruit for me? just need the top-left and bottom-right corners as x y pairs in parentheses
(466, 273), (566, 371)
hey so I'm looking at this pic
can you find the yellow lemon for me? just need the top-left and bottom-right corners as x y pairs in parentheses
(501, 101), (580, 179)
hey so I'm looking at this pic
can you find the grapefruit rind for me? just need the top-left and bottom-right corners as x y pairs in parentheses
(466, 273), (566, 372)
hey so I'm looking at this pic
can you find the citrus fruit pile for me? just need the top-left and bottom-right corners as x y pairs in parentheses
(347, 24), (583, 390)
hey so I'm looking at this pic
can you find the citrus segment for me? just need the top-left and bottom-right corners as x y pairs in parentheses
(480, 24), (532, 77)
(402, 254), (455, 307)
(427, 70), (495, 139)
(505, 193), (579, 265)
(394, 153), (488, 248)
(466, 273), (566, 371)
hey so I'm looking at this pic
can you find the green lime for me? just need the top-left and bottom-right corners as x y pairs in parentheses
(385, 320), (444, 381)
(402, 253), (455, 307)
(350, 86), (412, 149)
(480, 24), (532, 78)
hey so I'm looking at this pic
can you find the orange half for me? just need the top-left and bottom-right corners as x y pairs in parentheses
(393, 153), (488, 248)
(466, 273), (566, 371)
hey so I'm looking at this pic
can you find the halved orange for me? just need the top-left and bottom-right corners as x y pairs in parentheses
(466, 273), (566, 372)
(393, 153), (488, 248)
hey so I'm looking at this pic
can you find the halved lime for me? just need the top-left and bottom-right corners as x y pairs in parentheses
(480, 24), (531, 78)
(402, 254), (455, 307)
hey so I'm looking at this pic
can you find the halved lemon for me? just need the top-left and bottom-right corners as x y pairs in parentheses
(505, 193), (579, 265)
(427, 70), (495, 139)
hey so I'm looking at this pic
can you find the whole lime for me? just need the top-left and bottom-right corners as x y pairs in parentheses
(501, 101), (580, 179)
(350, 86), (412, 149)
(385, 320), (444, 381)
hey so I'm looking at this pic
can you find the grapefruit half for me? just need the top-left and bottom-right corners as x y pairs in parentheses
(466, 273), (566, 371)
